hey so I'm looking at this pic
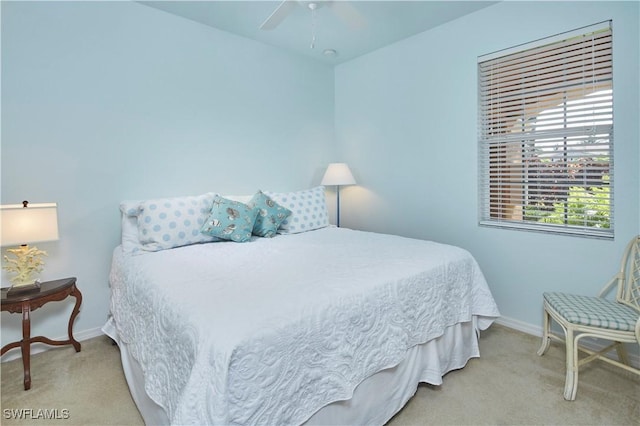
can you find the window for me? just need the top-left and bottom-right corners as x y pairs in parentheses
(478, 22), (613, 239)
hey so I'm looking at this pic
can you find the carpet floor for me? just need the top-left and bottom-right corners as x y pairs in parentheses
(1, 324), (638, 425)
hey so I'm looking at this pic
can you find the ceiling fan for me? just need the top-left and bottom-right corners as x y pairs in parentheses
(259, 0), (366, 31)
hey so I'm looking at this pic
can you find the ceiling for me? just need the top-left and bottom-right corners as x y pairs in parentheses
(139, 1), (498, 64)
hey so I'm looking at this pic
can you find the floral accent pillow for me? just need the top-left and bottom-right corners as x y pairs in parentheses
(263, 186), (329, 234)
(200, 196), (258, 243)
(248, 191), (292, 238)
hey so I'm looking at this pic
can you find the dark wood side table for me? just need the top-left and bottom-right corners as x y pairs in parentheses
(1, 277), (82, 390)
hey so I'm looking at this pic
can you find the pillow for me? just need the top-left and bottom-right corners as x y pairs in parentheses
(247, 191), (292, 238)
(224, 194), (253, 204)
(120, 200), (143, 254)
(200, 196), (258, 242)
(263, 186), (329, 234)
(137, 193), (219, 251)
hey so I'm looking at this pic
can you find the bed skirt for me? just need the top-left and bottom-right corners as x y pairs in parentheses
(103, 316), (486, 425)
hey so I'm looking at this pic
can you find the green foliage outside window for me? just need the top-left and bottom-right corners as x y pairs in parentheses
(524, 175), (610, 229)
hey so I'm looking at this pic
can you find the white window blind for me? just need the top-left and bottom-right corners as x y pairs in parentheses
(478, 22), (613, 239)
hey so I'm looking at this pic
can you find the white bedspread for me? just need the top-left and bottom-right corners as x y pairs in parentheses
(107, 227), (499, 425)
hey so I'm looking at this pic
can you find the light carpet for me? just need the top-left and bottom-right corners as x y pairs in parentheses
(1, 325), (638, 425)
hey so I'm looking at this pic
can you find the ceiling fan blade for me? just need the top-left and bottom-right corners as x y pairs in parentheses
(327, 1), (366, 29)
(259, 0), (298, 30)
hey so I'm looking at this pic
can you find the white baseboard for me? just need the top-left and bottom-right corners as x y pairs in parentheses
(495, 315), (640, 369)
(1, 326), (105, 363)
(494, 315), (543, 336)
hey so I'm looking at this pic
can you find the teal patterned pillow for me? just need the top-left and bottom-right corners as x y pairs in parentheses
(200, 196), (258, 242)
(248, 191), (292, 238)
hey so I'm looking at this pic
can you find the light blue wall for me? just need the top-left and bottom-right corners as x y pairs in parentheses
(335, 1), (640, 328)
(1, 1), (336, 349)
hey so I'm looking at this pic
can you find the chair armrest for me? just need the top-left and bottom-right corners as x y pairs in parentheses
(597, 273), (623, 298)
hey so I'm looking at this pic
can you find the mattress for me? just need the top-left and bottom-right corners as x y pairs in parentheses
(106, 227), (499, 425)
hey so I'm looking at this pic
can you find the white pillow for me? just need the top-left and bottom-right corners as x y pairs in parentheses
(120, 200), (143, 254)
(263, 186), (329, 234)
(135, 192), (219, 252)
(223, 194), (253, 204)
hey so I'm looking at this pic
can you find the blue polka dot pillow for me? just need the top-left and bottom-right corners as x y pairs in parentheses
(263, 186), (329, 234)
(200, 196), (258, 242)
(137, 193), (219, 251)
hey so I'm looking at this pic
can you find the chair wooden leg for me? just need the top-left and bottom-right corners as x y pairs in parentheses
(537, 307), (551, 356)
(564, 328), (578, 401)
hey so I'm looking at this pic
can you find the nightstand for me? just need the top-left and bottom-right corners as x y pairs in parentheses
(1, 277), (82, 390)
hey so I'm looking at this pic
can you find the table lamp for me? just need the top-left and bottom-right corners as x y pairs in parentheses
(1, 201), (59, 290)
(321, 163), (356, 227)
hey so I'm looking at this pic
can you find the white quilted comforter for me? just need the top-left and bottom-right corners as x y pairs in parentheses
(107, 227), (499, 425)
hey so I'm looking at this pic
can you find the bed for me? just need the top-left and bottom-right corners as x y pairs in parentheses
(103, 188), (499, 425)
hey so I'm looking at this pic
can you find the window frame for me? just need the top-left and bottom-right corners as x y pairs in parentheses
(477, 21), (614, 239)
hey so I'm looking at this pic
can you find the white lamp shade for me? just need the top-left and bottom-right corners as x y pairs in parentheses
(321, 163), (356, 186)
(1, 203), (59, 247)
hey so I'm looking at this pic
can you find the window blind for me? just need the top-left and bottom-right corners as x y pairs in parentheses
(478, 22), (613, 239)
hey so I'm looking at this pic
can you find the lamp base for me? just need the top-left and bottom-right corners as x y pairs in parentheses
(7, 281), (41, 297)
(3, 244), (48, 289)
